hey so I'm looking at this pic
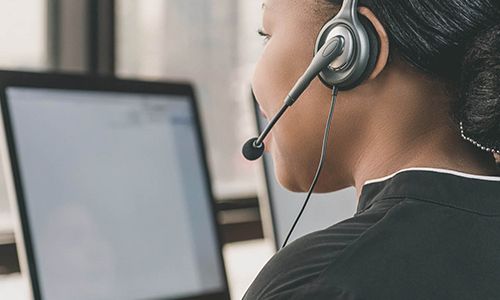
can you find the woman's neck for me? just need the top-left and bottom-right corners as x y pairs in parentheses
(349, 72), (498, 198)
(352, 124), (498, 198)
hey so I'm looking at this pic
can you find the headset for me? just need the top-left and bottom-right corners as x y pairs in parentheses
(315, 0), (380, 90)
(242, 0), (380, 248)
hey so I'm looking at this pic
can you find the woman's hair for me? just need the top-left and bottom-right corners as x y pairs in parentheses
(324, 0), (500, 151)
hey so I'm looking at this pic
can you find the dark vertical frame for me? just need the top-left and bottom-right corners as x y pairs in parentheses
(252, 90), (280, 251)
(47, 0), (115, 75)
(88, 0), (98, 73)
(46, 0), (60, 70)
(88, 0), (115, 75)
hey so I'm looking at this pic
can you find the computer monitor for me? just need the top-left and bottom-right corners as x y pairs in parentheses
(0, 71), (229, 300)
(252, 94), (358, 249)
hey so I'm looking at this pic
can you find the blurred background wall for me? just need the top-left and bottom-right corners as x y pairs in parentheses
(0, 0), (265, 239)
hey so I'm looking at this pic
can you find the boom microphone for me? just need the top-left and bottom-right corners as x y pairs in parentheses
(242, 36), (345, 161)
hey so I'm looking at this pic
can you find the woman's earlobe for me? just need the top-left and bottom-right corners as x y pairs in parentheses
(358, 7), (390, 80)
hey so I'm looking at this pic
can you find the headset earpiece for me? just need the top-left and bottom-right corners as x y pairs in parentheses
(351, 15), (380, 88)
(314, 0), (380, 90)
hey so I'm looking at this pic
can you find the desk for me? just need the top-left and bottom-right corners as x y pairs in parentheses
(0, 273), (30, 300)
(0, 213), (14, 245)
(0, 239), (275, 300)
(223, 239), (275, 299)
(0, 213), (19, 275)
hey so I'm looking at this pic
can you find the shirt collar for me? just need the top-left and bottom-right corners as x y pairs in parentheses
(357, 168), (500, 216)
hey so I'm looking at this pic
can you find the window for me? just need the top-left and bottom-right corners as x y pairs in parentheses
(0, 0), (49, 215)
(0, 0), (48, 70)
(116, 0), (264, 200)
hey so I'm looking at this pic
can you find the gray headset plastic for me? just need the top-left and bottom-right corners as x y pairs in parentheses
(315, 0), (375, 90)
(286, 0), (377, 106)
(244, 0), (378, 160)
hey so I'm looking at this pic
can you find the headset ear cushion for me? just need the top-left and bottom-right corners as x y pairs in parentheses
(354, 14), (381, 86)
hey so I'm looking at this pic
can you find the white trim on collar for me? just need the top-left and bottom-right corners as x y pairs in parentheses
(363, 167), (500, 187)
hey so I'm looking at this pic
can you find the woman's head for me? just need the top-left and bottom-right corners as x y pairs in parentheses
(252, 0), (500, 193)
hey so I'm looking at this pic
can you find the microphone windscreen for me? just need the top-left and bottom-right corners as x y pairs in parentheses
(242, 138), (265, 161)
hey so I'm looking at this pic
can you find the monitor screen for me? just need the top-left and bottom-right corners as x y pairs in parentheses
(5, 86), (226, 300)
(254, 98), (358, 248)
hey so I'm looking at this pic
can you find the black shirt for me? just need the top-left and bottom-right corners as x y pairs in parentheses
(243, 168), (500, 300)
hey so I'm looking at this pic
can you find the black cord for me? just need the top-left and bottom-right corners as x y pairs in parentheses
(281, 86), (339, 249)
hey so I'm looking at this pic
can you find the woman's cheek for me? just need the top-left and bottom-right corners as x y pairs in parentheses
(251, 48), (274, 112)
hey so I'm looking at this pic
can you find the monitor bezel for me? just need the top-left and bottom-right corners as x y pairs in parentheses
(251, 91), (281, 251)
(0, 70), (230, 300)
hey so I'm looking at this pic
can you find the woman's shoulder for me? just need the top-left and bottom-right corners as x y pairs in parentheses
(244, 169), (500, 299)
(242, 202), (401, 300)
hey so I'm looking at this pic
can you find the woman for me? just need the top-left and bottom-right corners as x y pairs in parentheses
(244, 0), (500, 299)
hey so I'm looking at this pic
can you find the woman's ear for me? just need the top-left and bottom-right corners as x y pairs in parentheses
(358, 6), (390, 80)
